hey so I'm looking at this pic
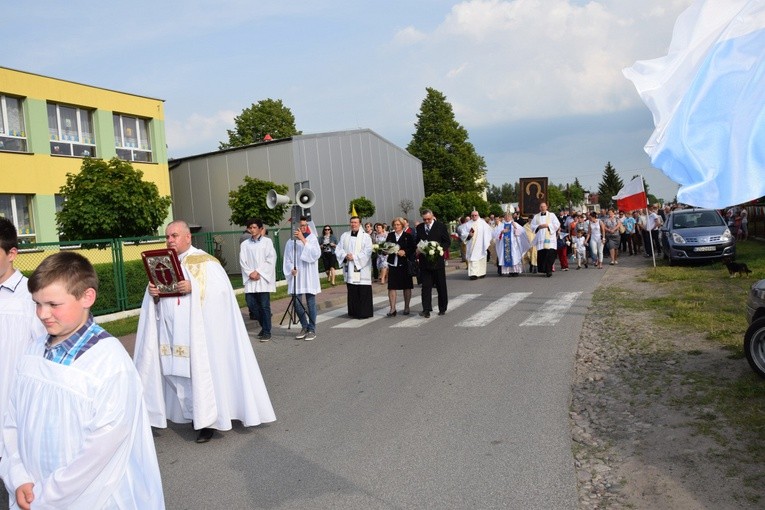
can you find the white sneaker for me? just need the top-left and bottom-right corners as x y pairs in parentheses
(304, 331), (316, 341)
(296, 328), (307, 339)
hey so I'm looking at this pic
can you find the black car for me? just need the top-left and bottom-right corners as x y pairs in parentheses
(745, 279), (765, 378)
(659, 208), (735, 265)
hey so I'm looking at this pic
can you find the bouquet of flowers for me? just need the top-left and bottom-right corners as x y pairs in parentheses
(417, 240), (444, 265)
(372, 243), (381, 254)
(379, 242), (400, 255)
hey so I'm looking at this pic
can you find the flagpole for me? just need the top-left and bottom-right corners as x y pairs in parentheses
(641, 174), (656, 268)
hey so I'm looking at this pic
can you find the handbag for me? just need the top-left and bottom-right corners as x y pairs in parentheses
(406, 259), (418, 277)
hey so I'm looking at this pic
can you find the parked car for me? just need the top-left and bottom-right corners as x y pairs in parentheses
(659, 208), (735, 265)
(745, 279), (765, 378)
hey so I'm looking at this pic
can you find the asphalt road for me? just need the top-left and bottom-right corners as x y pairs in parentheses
(1, 261), (607, 509)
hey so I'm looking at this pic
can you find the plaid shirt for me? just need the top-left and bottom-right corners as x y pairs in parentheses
(44, 315), (111, 366)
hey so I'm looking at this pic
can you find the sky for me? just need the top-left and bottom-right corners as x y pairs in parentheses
(4, 0), (694, 201)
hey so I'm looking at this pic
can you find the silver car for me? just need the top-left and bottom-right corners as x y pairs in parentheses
(660, 208), (735, 265)
(745, 279), (765, 378)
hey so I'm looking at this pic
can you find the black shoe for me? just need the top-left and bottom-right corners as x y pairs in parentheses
(419, 311), (431, 318)
(386, 310), (397, 317)
(196, 428), (214, 443)
(469, 276), (478, 280)
(438, 311), (446, 316)
(258, 333), (271, 342)
(546, 272), (552, 277)
(402, 309), (410, 315)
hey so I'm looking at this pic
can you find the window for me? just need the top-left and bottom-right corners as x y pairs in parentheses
(114, 114), (152, 162)
(48, 103), (96, 157)
(0, 194), (35, 244)
(0, 95), (28, 152)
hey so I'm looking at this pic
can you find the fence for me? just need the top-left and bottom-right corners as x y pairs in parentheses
(16, 222), (463, 317)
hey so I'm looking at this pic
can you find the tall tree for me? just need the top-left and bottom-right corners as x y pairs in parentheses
(57, 158), (171, 241)
(420, 192), (464, 223)
(219, 98), (301, 149)
(407, 88), (487, 196)
(228, 177), (289, 227)
(597, 162), (624, 210)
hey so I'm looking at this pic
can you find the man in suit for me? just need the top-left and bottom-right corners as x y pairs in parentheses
(415, 209), (451, 318)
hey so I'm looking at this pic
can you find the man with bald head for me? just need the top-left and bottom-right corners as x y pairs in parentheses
(134, 220), (275, 444)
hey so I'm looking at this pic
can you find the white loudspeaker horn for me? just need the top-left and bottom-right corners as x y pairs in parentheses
(266, 189), (291, 209)
(295, 188), (316, 209)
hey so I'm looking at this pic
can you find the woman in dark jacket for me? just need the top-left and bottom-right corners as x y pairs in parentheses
(385, 217), (416, 316)
(320, 225), (339, 286)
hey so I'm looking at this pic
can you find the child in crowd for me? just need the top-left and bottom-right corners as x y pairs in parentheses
(0, 252), (164, 509)
(0, 218), (46, 458)
(573, 230), (588, 269)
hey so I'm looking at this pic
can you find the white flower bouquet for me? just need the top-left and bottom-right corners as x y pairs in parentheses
(379, 242), (400, 255)
(372, 243), (381, 254)
(417, 240), (444, 265)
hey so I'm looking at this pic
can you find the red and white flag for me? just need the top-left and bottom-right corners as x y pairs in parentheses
(612, 177), (647, 211)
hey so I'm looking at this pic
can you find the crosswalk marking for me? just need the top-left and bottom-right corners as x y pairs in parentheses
(333, 297), (423, 328)
(390, 293), (480, 328)
(315, 296), (389, 324)
(519, 292), (582, 326)
(456, 292), (531, 327)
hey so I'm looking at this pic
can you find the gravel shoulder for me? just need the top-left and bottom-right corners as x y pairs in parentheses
(571, 262), (764, 509)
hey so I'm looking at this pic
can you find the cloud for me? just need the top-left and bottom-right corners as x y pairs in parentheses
(392, 26), (427, 46)
(165, 110), (236, 157)
(388, 0), (692, 126)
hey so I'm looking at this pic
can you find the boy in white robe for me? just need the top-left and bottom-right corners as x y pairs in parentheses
(283, 216), (322, 340)
(0, 252), (164, 509)
(0, 218), (46, 457)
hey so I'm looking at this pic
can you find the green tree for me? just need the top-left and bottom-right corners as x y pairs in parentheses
(597, 162), (624, 210)
(57, 158), (171, 241)
(486, 182), (518, 204)
(546, 184), (566, 212)
(219, 98), (301, 149)
(455, 191), (489, 218)
(420, 192), (464, 223)
(407, 88), (487, 196)
(228, 177), (289, 227)
(488, 203), (504, 217)
(349, 196), (375, 219)
(568, 178), (586, 206)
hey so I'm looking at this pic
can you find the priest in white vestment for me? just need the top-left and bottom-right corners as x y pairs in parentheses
(465, 211), (493, 280)
(335, 216), (374, 319)
(530, 202), (561, 277)
(134, 220), (276, 444)
(493, 212), (531, 276)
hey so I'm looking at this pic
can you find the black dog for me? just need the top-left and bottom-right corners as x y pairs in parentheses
(723, 259), (752, 278)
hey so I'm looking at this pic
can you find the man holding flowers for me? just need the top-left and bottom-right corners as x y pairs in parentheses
(415, 209), (451, 318)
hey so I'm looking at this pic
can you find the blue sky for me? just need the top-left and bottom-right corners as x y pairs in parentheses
(4, 0), (693, 200)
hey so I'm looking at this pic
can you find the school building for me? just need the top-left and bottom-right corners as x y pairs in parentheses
(0, 66), (170, 244)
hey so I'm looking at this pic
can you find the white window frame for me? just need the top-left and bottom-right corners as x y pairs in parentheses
(114, 114), (152, 162)
(0, 194), (36, 244)
(48, 103), (97, 158)
(0, 95), (28, 152)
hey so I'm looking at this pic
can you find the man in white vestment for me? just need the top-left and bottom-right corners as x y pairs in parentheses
(283, 216), (322, 340)
(240, 217), (276, 341)
(335, 216), (374, 319)
(0, 218), (45, 456)
(134, 220), (276, 444)
(465, 210), (493, 280)
(530, 202), (561, 277)
(1, 252), (164, 509)
(493, 211), (531, 277)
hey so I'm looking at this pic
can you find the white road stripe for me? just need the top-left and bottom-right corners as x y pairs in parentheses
(391, 293), (481, 328)
(277, 296), (389, 328)
(519, 292), (582, 326)
(333, 297), (423, 328)
(456, 292), (531, 328)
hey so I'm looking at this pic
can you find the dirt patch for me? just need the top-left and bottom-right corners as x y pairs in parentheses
(571, 263), (764, 509)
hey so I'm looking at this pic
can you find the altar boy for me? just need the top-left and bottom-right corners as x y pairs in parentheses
(0, 252), (164, 509)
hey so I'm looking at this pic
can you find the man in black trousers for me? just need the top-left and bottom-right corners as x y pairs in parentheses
(415, 209), (451, 318)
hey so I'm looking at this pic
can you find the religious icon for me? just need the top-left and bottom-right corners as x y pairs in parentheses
(141, 249), (185, 297)
(519, 177), (549, 217)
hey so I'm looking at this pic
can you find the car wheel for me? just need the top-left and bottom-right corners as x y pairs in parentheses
(744, 317), (765, 378)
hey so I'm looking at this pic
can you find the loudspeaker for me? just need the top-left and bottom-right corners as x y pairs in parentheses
(295, 188), (316, 209)
(266, 189), (291, 209)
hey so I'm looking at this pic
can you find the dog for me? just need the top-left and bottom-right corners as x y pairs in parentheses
(723, 259), (752, 278)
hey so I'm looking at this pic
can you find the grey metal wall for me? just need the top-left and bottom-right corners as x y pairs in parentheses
(168, 129), (424, 268)
(292, 130), (424, 227)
